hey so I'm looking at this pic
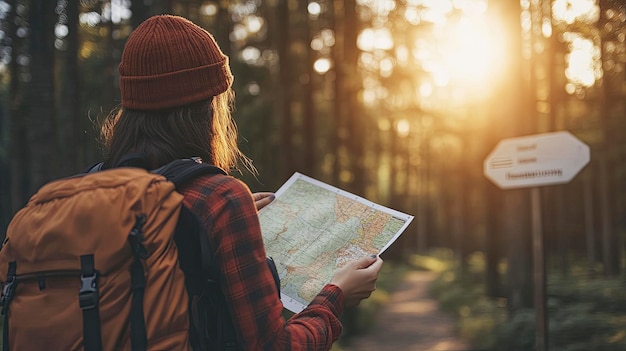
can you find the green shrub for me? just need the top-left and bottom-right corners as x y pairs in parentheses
(430, 257), (626, 351)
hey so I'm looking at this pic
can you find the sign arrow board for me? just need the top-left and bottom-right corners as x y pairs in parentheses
(484, 131), (590, 189)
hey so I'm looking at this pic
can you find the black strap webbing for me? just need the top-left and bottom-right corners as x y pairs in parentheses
(79, 254), (102, 351)
(129, 259), (147, 351)
(2, 261), (17, 351)
(152, 159), (226, 187)
(128, 215), (148, 351)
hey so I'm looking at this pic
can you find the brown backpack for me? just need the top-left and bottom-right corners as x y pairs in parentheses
(0, 159), (227, 351)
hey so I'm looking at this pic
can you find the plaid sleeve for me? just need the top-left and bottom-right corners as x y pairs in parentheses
(182, 174), (345, 351)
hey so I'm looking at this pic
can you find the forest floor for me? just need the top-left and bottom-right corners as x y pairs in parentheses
(342, 270), (472, 351)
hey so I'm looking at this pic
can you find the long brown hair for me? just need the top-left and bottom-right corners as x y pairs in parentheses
(99, 90), (253, 173)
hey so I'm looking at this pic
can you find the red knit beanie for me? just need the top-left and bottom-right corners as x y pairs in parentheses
(119, 15), (233, 110)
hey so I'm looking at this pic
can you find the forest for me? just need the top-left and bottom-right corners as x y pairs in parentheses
(0, 0), (625, 350)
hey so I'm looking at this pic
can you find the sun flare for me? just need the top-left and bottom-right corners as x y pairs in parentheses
(418, 1), (506, 103)
(440, 16), (506, 89)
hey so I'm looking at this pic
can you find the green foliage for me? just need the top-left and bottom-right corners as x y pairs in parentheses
(549, 276), (626, 314)
(430, 256), (626, 351)
(429, 267), (506, 349)
(546, 278), (626, 351)
(490, 309), (536, 351)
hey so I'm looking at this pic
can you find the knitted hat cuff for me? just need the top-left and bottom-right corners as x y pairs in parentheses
(120, 58), (233, 110)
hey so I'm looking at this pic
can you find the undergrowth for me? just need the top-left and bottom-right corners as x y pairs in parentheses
(428, 250), (626, 351)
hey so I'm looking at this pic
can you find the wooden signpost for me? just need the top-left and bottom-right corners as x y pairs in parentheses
(484, 131), (590, 351)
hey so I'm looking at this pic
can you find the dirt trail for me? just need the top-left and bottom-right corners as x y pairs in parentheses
(344, 270), (470, 351)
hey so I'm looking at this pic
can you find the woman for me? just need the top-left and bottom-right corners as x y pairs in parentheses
(100, 15), (383, 350)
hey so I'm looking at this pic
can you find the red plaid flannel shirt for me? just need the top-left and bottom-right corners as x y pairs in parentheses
(181, 173), (345, 350)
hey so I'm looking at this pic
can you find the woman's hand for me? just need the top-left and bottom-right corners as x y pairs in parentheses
(330, 255), (383, 307)
(252, 192), (275, 211)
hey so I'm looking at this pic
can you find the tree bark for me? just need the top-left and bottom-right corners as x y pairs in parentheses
(330, 0), (343, 186)
(5, 0), (26, 231)
(276, 0), (294, 179)
(597, 0), (620, 276)
(488, 0), (533, 310)
(343, 0), (365, 196)
(130, 0), (152, 29)
(485, 180), (502, 297)
(27, 0), (59, 192)
(59, 0), (81, 174)
(301, 4), (316, 178)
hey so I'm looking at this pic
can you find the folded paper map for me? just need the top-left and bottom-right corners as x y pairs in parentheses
(258, 172), (414, 313)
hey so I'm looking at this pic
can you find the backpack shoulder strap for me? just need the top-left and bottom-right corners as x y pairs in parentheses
(84, 158), (226, 181)
(152, 159), (227, 188)
(156, 159), (225, 278)
(84, 162), (104, 173)
(160, 158), (278, 350)
(155, 159), (238, 349)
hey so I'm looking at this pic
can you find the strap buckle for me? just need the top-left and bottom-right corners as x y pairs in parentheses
(0, 276), (16, 315)
(79, 272), (99, 310)
(129, 214), (148, 259)
(1, 262), (17, 316)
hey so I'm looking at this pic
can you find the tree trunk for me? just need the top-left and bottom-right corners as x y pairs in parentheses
(544, 0), (570, 278)
(301, 4), (316, 178)
(583, 170), (597, 274)
(330, 0), (343, 185)
(389, 124), (399, 209)
(415, 120), (429, 254)
(485, 180), (502, 297)
(488, 0), (533, 310)
(454, 133), (470, 279)
(343, 0), (365, 196)
(100, 2), (117, 119)
(213, 4), (232, 62)
(5, 0), (25, 234)
(27, 0), (59, 192)
(130, 0), (152, 29)
(276, 0), (294, 179)
(597, 0), (621, 277)
(484, 103), (502, 297)
(58, 0), (81, 174)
